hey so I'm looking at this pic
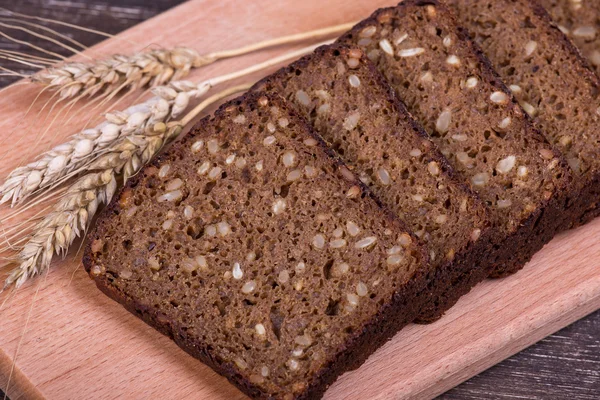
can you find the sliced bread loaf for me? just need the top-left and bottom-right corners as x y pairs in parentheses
(447, 0), (600, 226)
(84, 92), (431, 399)
(338, 0), (573, 280)
(538, 0), (600, 75)
(251, 44), (493, 322)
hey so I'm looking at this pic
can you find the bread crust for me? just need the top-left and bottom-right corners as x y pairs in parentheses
(444, 0), (600, 229)
(527, 0), (600, 227)
(84, 92), (432, 399)
(338, 0), (574, 321)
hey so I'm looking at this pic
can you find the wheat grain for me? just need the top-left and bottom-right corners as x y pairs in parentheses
(1, 84), (251, 291)
(0, 41), (328, 206)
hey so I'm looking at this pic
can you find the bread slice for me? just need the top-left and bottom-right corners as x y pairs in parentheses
(338, 0), (573, 282)
(538, 0), (600, 75)
(446, 0), (600, 227)
(251, 44), (493, 322)
(84, 92), (431, 399)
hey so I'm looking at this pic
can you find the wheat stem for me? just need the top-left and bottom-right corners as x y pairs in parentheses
(212, 22), (355, 60)
(1, 83), (250, 291)
(29, 23), (347, 101)
(207, 39), (332, 88)
(2, 275), (45, 400)
(178, 83), (252, 127)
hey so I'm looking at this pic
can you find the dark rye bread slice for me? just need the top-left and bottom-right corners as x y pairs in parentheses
(338, 0), (573, 281)
(538, 0), (600, 75)
(250, 44), (493, 322)
(84, 92), (431, 399)
(446, 0), (600, 226)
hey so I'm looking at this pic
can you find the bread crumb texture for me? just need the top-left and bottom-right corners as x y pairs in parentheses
(86, 93), (426, 398)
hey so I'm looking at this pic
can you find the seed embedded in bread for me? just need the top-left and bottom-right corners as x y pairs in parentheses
(539, 0), (600, 75)
(447, 0), (600, 228)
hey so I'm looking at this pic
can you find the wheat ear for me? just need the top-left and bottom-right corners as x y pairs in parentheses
(0, 81), (207, 206)
(31, 48), (203, 100)
(0, 41), (329, 207)
(1, 83), (251, 291)
(29, 22), (353, 100)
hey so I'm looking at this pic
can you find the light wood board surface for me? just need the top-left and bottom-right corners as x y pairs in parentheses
(0, 0), (598, 399)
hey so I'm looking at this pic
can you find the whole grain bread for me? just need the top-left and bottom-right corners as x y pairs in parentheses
(538, 0), (600, 75)
(338, 0), (573, 283)
(251, 44), (493, 322)
(84, 92), (432, 399)
(447, 0), (600, 226)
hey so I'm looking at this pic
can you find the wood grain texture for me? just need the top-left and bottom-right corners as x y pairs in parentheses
(440, 310), (600, 399)
(0, 0), (598, 399)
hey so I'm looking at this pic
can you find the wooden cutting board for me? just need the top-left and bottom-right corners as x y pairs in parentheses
(0, 0), (598, 399)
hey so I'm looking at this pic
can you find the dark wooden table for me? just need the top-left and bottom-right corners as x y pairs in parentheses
(0, 1), (598, 399)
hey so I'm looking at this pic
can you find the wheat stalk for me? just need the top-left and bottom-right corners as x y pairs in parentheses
(0, 41), (329, 207)
(27, 23), (354, 100)
(31, 47), (204, 100)
(1, 84), (251, 292)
